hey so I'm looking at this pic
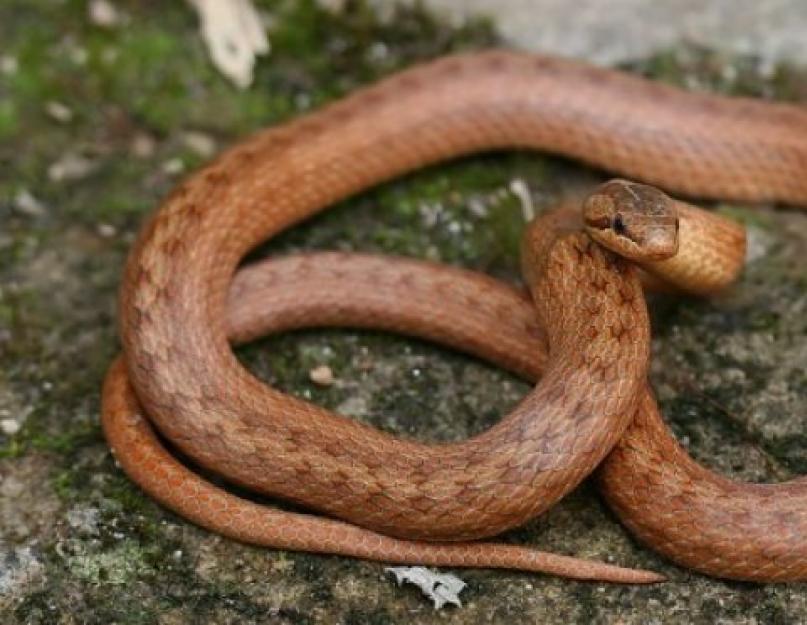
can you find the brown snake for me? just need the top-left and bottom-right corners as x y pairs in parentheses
(103, 50), (807, 583)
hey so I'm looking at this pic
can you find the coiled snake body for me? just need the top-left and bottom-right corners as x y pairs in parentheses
(103, 51), (807, 583)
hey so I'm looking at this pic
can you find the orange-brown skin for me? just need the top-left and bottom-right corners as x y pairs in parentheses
(103, 217), (666, 582)
(102, 359), (660, 584)
(108, 186), (674, 582)
(118, 193), (657, 540)
(118, 53), (672, 544)
(105, 50), (807, 582)
(107, 237), (807, 583)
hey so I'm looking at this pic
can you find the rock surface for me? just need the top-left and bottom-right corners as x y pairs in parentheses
(420, 0), (807, 66)
(1, 1), (805, 623)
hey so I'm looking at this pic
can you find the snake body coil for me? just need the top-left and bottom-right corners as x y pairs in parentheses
(104, 50), (807, 582)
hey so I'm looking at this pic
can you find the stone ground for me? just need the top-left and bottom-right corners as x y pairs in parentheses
(1, 1), (806, 624)
(417, 0), (807, 65)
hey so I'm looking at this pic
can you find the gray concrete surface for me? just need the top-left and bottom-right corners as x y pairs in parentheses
(418, 0), (807, 65)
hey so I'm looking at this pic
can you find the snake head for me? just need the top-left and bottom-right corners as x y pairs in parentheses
(582, 179), (679, 261)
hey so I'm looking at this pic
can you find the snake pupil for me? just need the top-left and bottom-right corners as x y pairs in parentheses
(613, 214), (626, 234)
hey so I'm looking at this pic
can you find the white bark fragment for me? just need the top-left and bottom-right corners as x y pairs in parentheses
(187, 0), (270, 89)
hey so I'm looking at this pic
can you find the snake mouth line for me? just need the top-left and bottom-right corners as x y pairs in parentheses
(584, 216), (611, 230)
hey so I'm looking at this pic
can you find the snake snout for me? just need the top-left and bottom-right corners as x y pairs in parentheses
(635, 225), (680, 260)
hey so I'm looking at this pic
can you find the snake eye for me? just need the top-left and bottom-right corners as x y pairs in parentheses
(613, 214), (626, 235)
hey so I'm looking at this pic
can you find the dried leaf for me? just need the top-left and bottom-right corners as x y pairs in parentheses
(386, 566), (466, 609)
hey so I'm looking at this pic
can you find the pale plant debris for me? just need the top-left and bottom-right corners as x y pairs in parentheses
(510, 178), (534, 222)
(13, 189), (46, 217)
(0, 54), (18, 75)
(47, 153), (97, 182)
(45, 100), (73, 123)
(309, 365), (335, 387)
(130, 133), (157, 159)
(161, 158), (186, 176)
(0, 418), (21, 435)
(181, 130), (217, 158)
(88, 0), (121, 28)
(97, 223), (117, 238)
(745, 225), (773, 264)
(385, 566), (467, 609)
(186, 0), (270, 89)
